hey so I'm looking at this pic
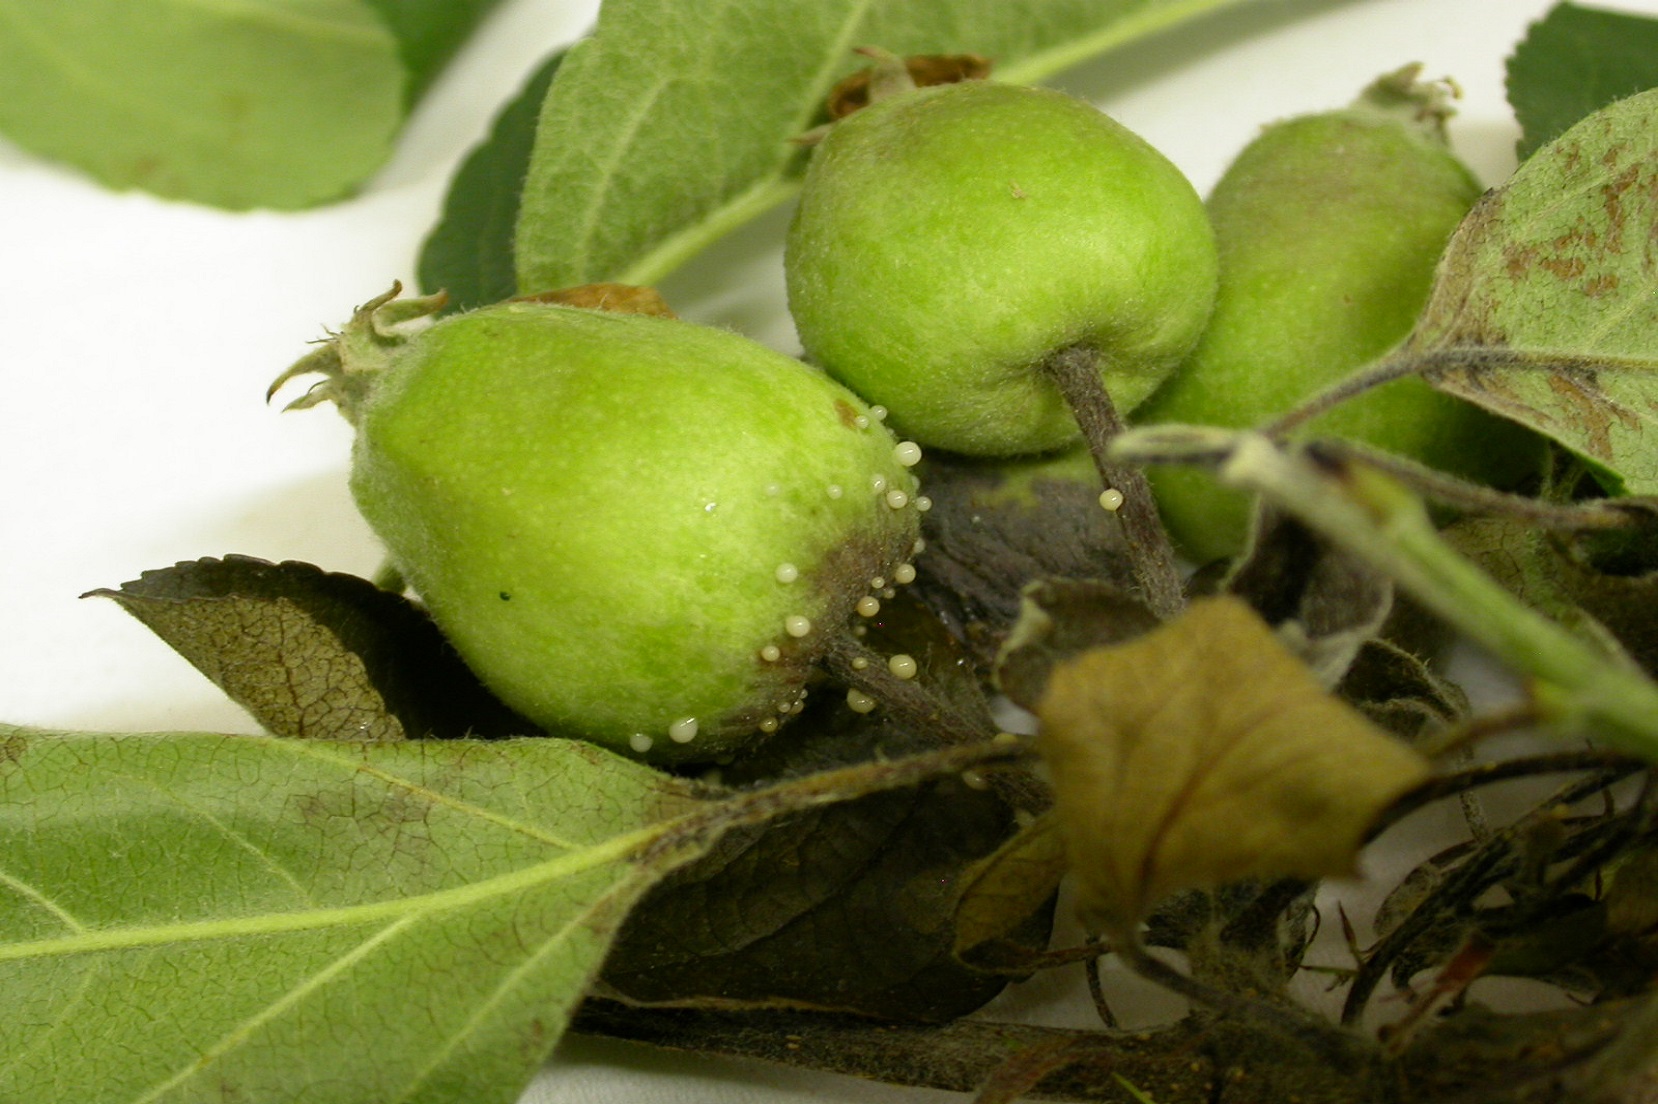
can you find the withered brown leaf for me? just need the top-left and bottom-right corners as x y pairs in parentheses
(1036, 596), (1431, 938)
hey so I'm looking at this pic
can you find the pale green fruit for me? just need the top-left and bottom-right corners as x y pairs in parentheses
(282, 291), (923, 762)
(786, 79), (1218, 457)
(1137, 67), (1545, 565)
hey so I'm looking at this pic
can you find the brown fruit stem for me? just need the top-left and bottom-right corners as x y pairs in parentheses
(1039, 344), (1185, 620)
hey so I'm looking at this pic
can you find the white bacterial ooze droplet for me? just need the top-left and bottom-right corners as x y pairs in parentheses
(856, 596), (880, 617)
(892, 563), (916, 585)
(668, 717), (699, 744)
(888, 653), (918, 680)
(785, 614), (813, 637)
(775, 562), (800, 584)
(1099, 488), (1126, 511)
(846, 689), (877, 713)
(885, 489), (909, 509)
(629, 733), (654, 754)
(759, 644), (782, 662)
(893, 441), (923, 466)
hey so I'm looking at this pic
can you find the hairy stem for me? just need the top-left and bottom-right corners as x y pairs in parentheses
(1259, 343), (1658, 439)
(1039, 345), (1185, 620)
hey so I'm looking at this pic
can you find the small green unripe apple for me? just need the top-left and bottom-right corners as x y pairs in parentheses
(785, 79), (1218, 457)
(1136, 67), (1545, 565)
(278, 289), (923, 762)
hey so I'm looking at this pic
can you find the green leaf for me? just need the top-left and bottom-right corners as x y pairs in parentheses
(1508, 2), (1658, 161)
(1405, 88), (1658, 494)
(359, 0), (507, 103)
(418, 50), (566, 311)
(0, 724), (1024, 1102)
(512, 0), (1285, 294)
(0, 726), (704, 1104)
(86, 557), (537, 742)
(0, 0), (498, 209)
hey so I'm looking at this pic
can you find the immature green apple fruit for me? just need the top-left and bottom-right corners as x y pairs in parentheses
(785, 79), (1218, 457)
(1136, 67), (1544, 565)
(278, 289), (923, 762)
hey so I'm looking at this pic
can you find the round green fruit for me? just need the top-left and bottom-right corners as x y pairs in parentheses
(785, 79), (1218, 457)
(280, 289), (923, 762)
(1136, 67), (1544, 565)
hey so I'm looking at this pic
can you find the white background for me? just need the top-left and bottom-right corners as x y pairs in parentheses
(4, 0), (1656, 1100)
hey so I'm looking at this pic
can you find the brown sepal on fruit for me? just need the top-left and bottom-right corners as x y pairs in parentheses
(795, 49), (993, 147)
(826, 51), (992, 119)
(512, 282), (678, 318)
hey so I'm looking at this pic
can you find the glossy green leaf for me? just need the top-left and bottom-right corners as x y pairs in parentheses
(0, 0), (500, 209)
(0, 727), (703, 1103)
(512, 0), (1284, 294)
(1508, 2), (1658, 161)
(1407, 88), (1658, 494)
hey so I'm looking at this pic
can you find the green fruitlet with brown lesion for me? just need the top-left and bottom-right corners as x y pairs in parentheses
(1135, 66), (1546, 565)
(275, 287), (923, 763)
(785, 75), (1219, 458)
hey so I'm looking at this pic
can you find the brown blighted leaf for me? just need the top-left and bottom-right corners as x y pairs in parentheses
(1556, 525), (1658, 676)
(1144, 880), (1319, 998)
(910, 447), (1138, 675)
(1224, 509), (1394, 689)
(1445, 514), (1658, 674)
(510, 282), (677, 317)
(994, 577), (1160, 713)
(951, 810), (1068, 963)
(1404, 88), (1658, 494)
(602, 652), (1036, 1021)
(858, 586), (999, 728)
(826, 51), (992, 119)
(1604, 846), (1658, 941)
(1337, 637), (1468, 741)
(87, 556), (536, 741)
(1036, 596), (1431, 938)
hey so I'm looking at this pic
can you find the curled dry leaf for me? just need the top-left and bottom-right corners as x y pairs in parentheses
(86, 556), (535, 742)
(950, 810), (1068, 962)
(1035, 596), (1431, 938)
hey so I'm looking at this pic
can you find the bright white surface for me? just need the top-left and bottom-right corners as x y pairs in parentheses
(3, 0), (1654, 1100)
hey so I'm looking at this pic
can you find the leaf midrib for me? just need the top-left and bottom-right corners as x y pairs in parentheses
(0, 818), (666, 965)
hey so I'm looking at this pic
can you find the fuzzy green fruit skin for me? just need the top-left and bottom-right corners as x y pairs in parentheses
(350, 303), (920, 762)
(786, 80), (1218, 457)
(1137, 100), (1544, 565)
